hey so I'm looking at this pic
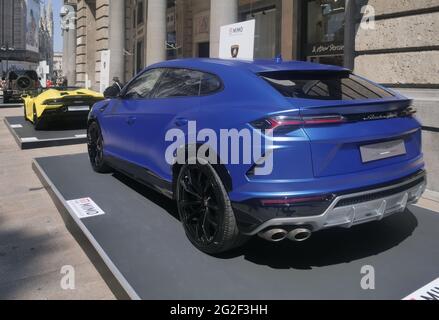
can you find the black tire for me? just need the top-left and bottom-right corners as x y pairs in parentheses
(176, 163), (248, 254)
(87, 121), (112, 173)
(32, 105), (39, 129)
(32, 105), (44, 130)
(3, 95), (10, 104)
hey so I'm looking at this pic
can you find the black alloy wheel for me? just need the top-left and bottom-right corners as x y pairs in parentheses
(32, 105), (40, 129)
(177, 163), (247, 254)
(87, 121), (111, 173)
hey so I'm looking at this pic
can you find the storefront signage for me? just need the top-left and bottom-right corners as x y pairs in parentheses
(308, 43), (344, 56)
(219, 20), (255, 60)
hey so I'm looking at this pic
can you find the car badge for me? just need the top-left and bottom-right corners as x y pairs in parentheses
(231, 45), (239, 58)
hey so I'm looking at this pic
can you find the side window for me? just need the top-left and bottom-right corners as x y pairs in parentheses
(154, 68), (203, 98)
(200, 73), (222, 95)
(123, 68), (164, 99)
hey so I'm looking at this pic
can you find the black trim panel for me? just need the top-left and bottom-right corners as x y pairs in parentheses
(105, 155), (173, 199)
(356, 47), (439, 56)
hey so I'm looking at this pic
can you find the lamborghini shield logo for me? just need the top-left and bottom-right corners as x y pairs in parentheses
(231, 45), (239, 58)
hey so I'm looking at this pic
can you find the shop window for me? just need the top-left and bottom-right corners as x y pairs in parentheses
(304, 0), (345, 66)
(137, 0), (144, 26)
(136, 40), (144, 73)
(245, 8), (277, 59)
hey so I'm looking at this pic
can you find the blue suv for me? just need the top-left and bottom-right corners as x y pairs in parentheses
(88, 58), (426, 254)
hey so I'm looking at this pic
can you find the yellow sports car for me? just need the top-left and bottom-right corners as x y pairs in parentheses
(22, 87), (104, 130)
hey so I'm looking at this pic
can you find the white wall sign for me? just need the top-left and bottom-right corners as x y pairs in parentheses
(37, 61), (50, 86)
(100, 50), (111, 93)
(219, 20), (255, 61)
(403, 278), (439, 300)
(67, 198), (105, 219)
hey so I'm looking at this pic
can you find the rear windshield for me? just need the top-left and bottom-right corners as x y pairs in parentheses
(260, 71), (394, 100)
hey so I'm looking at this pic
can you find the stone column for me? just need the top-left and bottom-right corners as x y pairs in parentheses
(61, 3), (77, 86)
(109, 0), (125, 82)
(209, 0), (238, 58)
(281, 0), (294, 60)
(146, 0), (167, 66)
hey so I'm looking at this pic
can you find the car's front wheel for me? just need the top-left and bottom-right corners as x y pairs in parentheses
(87, 121), (112, 173)
(176, 163), (248, 254)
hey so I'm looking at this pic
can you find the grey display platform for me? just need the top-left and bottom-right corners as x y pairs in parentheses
(33, 153), (439, 300)
(4, 116), (87, 150)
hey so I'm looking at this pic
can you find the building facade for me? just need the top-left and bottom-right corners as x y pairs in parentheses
(0, 0), (54, 76)
(64, 0), (439, 191)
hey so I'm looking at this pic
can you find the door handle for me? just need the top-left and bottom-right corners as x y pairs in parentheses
(175, 117), (188, 127)
(126, 116), (137, 125)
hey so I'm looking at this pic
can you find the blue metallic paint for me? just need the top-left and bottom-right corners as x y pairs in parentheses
(89, 58), (424, 232)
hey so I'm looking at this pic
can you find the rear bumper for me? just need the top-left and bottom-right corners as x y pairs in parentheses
(233, 170), (426, 235)
(39, 106), (90, 123)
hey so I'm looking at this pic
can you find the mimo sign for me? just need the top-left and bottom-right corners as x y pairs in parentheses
(219, 20), (255, 60)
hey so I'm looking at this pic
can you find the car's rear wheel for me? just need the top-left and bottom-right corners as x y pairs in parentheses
(176, 163), (248, 254)
(32, 105), (41, 130)
(87, 121), (111, 173)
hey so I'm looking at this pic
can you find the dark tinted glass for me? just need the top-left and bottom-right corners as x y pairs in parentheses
(200, 73), (222, 95)
(260, 71), (394, 100)
(154, 69), (202, 98)
(124, 68), (164, 99)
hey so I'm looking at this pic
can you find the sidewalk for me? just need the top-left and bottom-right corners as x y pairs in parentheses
(414, 189), (439, 213)
(0, 107), (114, 300)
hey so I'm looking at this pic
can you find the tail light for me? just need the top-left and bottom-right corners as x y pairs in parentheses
(42, 98), (63, 105)
(250, 114), (345, 134)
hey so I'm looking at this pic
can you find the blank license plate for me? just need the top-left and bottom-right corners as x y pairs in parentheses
(360, 140), (406, 163)
(68, 106), (90, 112)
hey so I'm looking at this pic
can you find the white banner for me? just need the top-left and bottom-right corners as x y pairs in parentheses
(100, 50), (111, 93)
(219, 20), (255, 61)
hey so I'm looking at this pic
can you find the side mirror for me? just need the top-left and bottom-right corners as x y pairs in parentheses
(103, 85), (122, 99)
(21, 94), (29, 99)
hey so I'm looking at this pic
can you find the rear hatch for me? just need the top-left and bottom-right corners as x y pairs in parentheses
(261, 70), (422, 178)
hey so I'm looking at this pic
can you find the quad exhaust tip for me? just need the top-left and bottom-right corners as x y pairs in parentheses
(259, 227), (312, 242)
(258, 228), (288, 242)
(287, 228), (312, 242)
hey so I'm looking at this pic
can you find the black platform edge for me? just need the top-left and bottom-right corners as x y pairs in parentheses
(0, 102), (23, 109)
(32, 159), (139, 300)
(3, 117), (87, 150)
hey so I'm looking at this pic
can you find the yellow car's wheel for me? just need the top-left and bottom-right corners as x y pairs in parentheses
(32, 105), (43, 130)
